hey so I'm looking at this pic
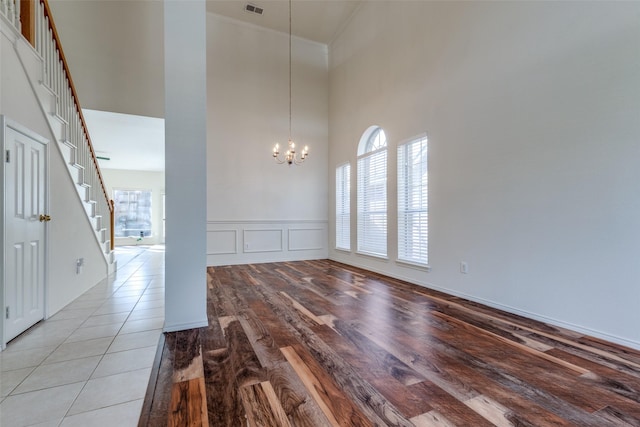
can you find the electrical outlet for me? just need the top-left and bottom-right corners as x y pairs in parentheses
(460, 261), (469, 274)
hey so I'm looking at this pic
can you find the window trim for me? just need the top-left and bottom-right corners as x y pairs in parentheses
(335, 162), (351, 251)
(356, 126), (388, 258)
(113, 188), (153, 239)
(357, 125), (387, 156)
(397, 133), (428, 267)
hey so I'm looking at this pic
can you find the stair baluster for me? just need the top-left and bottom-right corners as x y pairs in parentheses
(33, 0), (116, 259)
(5, 0), (117, 265)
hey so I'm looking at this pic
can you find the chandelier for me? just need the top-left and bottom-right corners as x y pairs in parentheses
(272, 0), (308, 165)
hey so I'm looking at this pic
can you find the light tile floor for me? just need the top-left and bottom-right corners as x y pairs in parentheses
(0, 245), (165, 427)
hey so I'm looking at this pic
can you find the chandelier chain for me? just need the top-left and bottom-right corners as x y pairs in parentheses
(272, 0), (309, 165)
(289, 0), (292, 142)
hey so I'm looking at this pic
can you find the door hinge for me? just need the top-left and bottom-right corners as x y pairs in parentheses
(5, 150), (9, 163)
(5, 306), (8, 319)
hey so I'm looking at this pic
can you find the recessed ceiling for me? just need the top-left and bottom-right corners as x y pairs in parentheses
(206, 0), (362, 44)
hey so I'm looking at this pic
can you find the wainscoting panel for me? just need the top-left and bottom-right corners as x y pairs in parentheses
(206, 229), (237, 255)
(243, 229), (283, 253)
(288, 228), (324, 251)
(206, 220), (328, 266)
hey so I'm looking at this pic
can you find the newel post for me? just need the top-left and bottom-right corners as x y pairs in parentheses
(110, 199), (115, 251)
(20, 0), (35, 46)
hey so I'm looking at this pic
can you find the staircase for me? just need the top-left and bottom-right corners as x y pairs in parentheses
(3, 0), (116, 271)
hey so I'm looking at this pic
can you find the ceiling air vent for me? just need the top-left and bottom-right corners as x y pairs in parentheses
(244, 3), (264, 15)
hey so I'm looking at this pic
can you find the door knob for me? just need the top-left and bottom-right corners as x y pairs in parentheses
(39, 214), (51, 222)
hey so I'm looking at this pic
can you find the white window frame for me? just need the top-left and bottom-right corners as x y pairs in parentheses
(335, 162), (351, 251)
(357, 126), (388, 258)
(397, 134), (428, 266)
(113, 188), (153, 239)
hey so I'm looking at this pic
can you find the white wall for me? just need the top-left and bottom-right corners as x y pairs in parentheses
(47, 0), (164, 118)
(1, 23), (106, 320)
(206, 14), (329, 265)
(329, 1), (640, 348)
(101, 169), (165, 246)
(164, 0), (208, 332)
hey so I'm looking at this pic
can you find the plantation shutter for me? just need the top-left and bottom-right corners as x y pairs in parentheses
(397, 136), (428, 264)
(336, 163), (351, 250)
(357, 148), (387, 257)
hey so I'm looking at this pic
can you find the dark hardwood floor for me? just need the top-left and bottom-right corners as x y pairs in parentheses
(138, 260), (640, 426)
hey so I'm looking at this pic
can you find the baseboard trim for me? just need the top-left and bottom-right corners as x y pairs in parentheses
(163, 319), (208, 333)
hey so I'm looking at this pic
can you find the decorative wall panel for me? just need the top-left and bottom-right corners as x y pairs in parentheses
(206, 221), (328, 266)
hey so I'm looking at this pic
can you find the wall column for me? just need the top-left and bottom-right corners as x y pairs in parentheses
(163, 0), (208, 331)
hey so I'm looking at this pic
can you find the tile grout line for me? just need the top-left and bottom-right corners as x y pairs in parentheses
(59, 250), (162, 421)
(1, 246), (165, 426)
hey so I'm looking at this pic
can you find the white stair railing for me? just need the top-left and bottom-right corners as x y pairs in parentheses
(0, 0), (20, 29)
(31, 0), (115, 255)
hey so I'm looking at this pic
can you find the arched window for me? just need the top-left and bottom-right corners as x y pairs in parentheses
(357, 126), (387, 257)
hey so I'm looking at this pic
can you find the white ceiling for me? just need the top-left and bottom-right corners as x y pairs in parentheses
(85, 1), (360, 173)
(83, 109), (165, 172)
(206, 0), (362, 44)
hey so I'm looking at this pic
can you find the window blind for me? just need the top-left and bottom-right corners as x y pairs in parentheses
(336, 163), (351, 250)
(357, 149), (387, 257)
(397, 137), (428, 265)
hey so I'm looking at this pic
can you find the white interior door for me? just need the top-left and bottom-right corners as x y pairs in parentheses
(4, 123), (48, 343)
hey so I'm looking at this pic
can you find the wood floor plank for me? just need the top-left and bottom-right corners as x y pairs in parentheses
(140, 261), (640, 427)
(408, 381), (496, 427)
(409, 351), (572, 427)
(347, 313), (588, 426)
(168, 377), (209, 427)
(429, 311), (640, 419)
(248, 298), (300, 348)
(312, 324), (431, 418)
(408, 283), (640, 376)
(235, 306), (333, 426)
(410, 410), (458, 427)
(578, 335), (640, 366)
(432, 311), (590, 375)
(138, 333), (171, 427)
(251, 280), (417, 426)
(593, 405), (640, 427)
(279, 291), (326, 326)
(239, 381), (293, 427)
(264, 361), (333, 427)
(204, 269), (230, 350)
(281, 345), (368, 427)
(547, 348), (640, 403)
(533, 331), (640, 378)
(202, 345), (247, 426)
(464, 395), (516, 427)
